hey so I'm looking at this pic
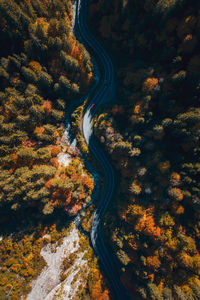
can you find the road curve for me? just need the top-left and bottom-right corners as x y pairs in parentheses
(74, 1), (131, 299)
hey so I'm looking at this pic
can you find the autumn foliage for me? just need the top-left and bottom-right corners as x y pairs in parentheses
(92, 0), (200, 297)
(142, 77), (158, 92)
(29, 61), (42, 73)
(42, 100), (52, 114)
(146, 254), (161, 271)
(135, 213), (161, 240)
(0, 0), (94, 218)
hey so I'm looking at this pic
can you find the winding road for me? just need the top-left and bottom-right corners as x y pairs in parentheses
(74, 0), (130, 299)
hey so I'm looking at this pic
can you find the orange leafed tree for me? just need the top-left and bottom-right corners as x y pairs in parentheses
(71, 43), (83, 63)
(45, 178), (54, 189)
(179, 252), (193, 268)
(171, 202), (184, 215)
(53, 130), (60, 138)
(11, 153), (18, 165)
(34, 126), (45, 135)
(82, 176), (94, 190)
(52, 190), (61, 199)
(134, 103), (142, 114)
(50, 157), (59, 168)
(91, 280), (102, 299)
(87, 71), (93, 84)
(3, 108), (10, 118)
(192, 255), (200, 275)
(79, 192), (85, 200)
(169, 187), (183, 201)
(147, 254), (161, 270)
(65, 191), (72, 206)
(142, 77), (158, 92)
(100, 290), (110, 300)
(135, 213), (161, 239)
(42, 100), (52, 114)
(50, 145), (61, 156)
(51, 199), (59, 207)
(130, 181), (142, 195)
(170, 172), (181, 186)
(69, 34), (84, 64)
(29, 61), (42, 73)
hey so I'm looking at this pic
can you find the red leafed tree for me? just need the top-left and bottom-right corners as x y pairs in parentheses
(65, 191), (72, 206)
(50, 145), (61, 156)
(50, 157), (59, 168)
(71, 43), (83, 63)
(52, 190), (61, 199)
(100, 289), (110, 300)
(42, 100), (52, 114)
(45, 178), (54, 189)
(22, 138), (36, 148)
(51, 199), (59, 207)
(91, 280), (102, 299)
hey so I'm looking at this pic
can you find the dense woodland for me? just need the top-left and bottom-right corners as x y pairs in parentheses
(0, 0), (112, 299)
(0, 0), (95, 217)
(91, 0), (200, 299)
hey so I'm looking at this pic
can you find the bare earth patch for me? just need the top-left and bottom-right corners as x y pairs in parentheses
(27, 225), (88, 300)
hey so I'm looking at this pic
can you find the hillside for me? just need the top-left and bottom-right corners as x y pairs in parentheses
(0, 1), (112, 299)
(91, 0), (200, 299)
(0, 0), (95, 217)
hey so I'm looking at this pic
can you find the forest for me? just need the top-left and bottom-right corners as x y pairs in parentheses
(0, 0), (94, 217)
(91, 0), (200, 299)
(2, 0), (200, 299)
(0, 0), (112, 299)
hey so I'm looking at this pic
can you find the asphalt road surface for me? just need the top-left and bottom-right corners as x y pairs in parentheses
(74, 1), (131, 299)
